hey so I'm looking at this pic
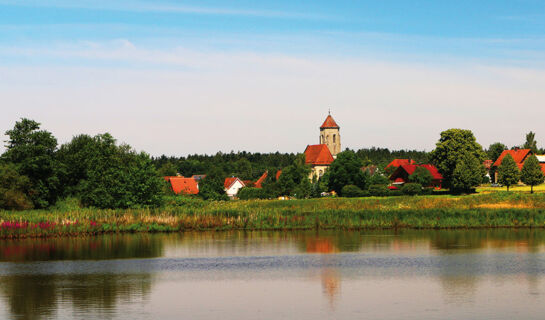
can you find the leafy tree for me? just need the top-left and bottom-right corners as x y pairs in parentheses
(341, 185), (364, 197)
(497, 154), (520, 191)
(401, 183), (422, 196)
(0, 163), (33, 210)
(158, 162), (178, 177)
(430, 129), (485, 188)
(451, 152), (485, 193)
(487, 142), (507, 162)
(408, 167), (433, 186)
(2, 118), (61, 208)
(328, 150), (369, 195)
(276, 154), (311, 198)
(198, 167), (229, 201)
(523, 131), (539, 153)
(521, 155), (545, 194)
(368, 184), (389, 196)
(238, 187), (266, 200)
(369, 174), (390, 186)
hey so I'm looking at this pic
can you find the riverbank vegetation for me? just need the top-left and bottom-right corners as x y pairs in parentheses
(3, 192), (545, 239)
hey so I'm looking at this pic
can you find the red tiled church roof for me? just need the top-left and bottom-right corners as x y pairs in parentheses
(320, 115), (339, 129)
(164, 176), (199, 195)
(304, 144), (334, 166)
(493, 149), (532, 168)
(385, 159), (416, 169)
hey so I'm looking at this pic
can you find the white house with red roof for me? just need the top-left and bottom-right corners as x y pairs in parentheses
(224, 177), (246, 198)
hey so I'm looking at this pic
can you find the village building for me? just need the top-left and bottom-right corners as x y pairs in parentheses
(385, 159), (416, 170)
(389, 164), (443, 189)
(224, 177), (246, 198)
(164, 176), (199, 195)
(304, 113), (340, 179)
(492, 148), (545, 182)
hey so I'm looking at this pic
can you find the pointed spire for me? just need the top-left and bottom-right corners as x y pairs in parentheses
(320, 113), (339, 129)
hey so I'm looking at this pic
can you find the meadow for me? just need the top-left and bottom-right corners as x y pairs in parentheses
(3, 192), (545, 238)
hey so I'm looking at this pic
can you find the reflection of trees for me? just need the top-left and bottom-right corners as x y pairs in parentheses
(0, 234), (164, 261)
(0, 273), (152, 319)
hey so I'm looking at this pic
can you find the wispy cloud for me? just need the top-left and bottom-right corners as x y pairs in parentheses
(0, 0), (334, 20)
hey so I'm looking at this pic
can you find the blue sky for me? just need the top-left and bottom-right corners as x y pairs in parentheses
(1, 0), (545, 155)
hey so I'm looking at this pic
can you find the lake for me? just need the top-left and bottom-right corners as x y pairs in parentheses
(1, 229), (545, 319)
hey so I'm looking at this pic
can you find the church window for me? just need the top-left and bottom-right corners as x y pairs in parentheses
(333, 134), (336, 143)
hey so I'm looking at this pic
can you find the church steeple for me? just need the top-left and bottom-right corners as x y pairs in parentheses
(319, 113), (341, 158)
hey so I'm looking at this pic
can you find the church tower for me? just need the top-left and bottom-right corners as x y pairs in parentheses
(319, 112), (341, 158)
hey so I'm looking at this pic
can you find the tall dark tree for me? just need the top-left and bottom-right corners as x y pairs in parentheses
(328, 150), (370, 195)
(2, 118), (61, 208)
(521, 155), (545, 194)
(487, 142), (507, 162)
(0, 163), (33, 210)
(451, 152), (485, 193)
(497, 154), (520, 191)
(430, 129), (485, 189)
(276, 154), (311, 198)
(523, 131), (539, 154)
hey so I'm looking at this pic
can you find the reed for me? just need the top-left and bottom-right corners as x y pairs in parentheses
(2, 193), (545, 238)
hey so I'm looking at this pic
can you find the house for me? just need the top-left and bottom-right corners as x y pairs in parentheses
(385, 159), (416, 170)
(224, 177), (246, 198)
(389, 164), (443, 189)
(492, 148), (533, 182)
(304, 144), (334, 179)
(164, 176), (199, 195)
(191, 174), (206, 182)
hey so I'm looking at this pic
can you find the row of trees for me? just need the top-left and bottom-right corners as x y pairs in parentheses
(1, 119), (163, 210)
(497, 154), (545, 193)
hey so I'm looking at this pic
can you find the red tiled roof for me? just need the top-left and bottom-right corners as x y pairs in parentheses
(165, 177), (199, 195)
(541, 163), (545, 175)
(493, 149), (532, 168)
(400, 164), (444, 180)
(224, 177), (245, 189)
(304, 144), (334, 166)
(276, 170), (282, 180)
(385, 159), (416, 169)
(254, 171), (268, 188)
(320, 115), (339, 129)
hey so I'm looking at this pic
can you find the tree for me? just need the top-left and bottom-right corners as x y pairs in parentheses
(197, 167), (229, 201)
(276, 154), (311, 198)
(408, 167), (433, 187)
(487, 142), (507, 162)
(451, 152), (485, 193)
(0, 163), (33, 210)
(369, 173), (390, 185)
(328, 150), (370, 195)
(430, 129), (485, 189)
(523, 131), (539, 154)
(2, 118), (61, 208)
(341, 185), (364, 197)
(521, 155), (545, 194)
(497, 154), (520, 191)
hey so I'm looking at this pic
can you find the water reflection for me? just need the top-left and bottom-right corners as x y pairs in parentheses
(1, 229), (545, 319)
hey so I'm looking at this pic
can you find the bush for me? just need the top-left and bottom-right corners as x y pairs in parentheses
(401, 183), (422, 196)
(341, 185), (364, 198)
(389, 189), (402, 196)
(368, 184), (389, 197)
(421, 187), (434, 195)
(369, 174), (390, 185)
(238, 187), (267, 200)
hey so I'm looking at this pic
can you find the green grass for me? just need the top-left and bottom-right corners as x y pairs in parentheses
(3, 192), (545, 238)
(477, 184), (545, 193)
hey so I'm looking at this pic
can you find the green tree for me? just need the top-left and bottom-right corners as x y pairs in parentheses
(408, 167), (433, 186)
(451, 152), (485, 193)
(521, 155), (545, 194)
(487, 142), (507, 162)
(0, 163), (33, 210)
(328, 150), (369, 195)
(430, 129), (485, 189)
(497, 154), (520, 191)
(2, 118), (61, 208)
(341, 185), (364, 197)
(276, 154), (311, 198)
(158, 162), (178, 177)
(523, 131), (539, 153)
(198, 167), (229, 201)
(369, 173), (390, 185)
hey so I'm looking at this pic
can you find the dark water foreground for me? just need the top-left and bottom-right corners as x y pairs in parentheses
(1, 230), (545, 319)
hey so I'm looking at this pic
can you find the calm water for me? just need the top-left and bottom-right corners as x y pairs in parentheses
(1, 229), (545, 319)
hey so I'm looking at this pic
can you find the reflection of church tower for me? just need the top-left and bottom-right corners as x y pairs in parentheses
(319, 112), (341, 158)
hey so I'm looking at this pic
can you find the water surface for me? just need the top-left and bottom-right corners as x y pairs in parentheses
(1, 229), (545, 319)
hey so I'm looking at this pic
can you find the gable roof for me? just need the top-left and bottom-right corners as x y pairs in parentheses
(493, 149), (532, 168)
(254, 171), (268, 188)
(385, 159), (416, 169)
(165, 176), (199, 195)
(304, 144), (334, 166)
(320, 115), (339, 129)
(397, 164), (443, 180)
(224, 177), (245, 190)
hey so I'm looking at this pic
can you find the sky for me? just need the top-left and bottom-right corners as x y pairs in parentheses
(1, 0), (545, 156)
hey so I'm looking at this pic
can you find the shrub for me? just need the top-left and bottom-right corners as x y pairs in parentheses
(369, 184), (389, 197)
(238, 187), (267, 200)
(389, 189), (402, 196)
(369, 174), (390, 185)
(401, 183), (422, 196)
(421, 187), (434, 195)
(341, 185), (364, 198)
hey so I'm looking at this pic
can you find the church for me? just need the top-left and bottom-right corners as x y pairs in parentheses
(304, 113), (341, 179)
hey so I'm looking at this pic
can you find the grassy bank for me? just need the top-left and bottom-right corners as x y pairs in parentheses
(2, 192), (545, 238)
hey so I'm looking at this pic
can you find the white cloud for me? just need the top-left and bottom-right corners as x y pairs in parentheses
(1, 42), (545, 156)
